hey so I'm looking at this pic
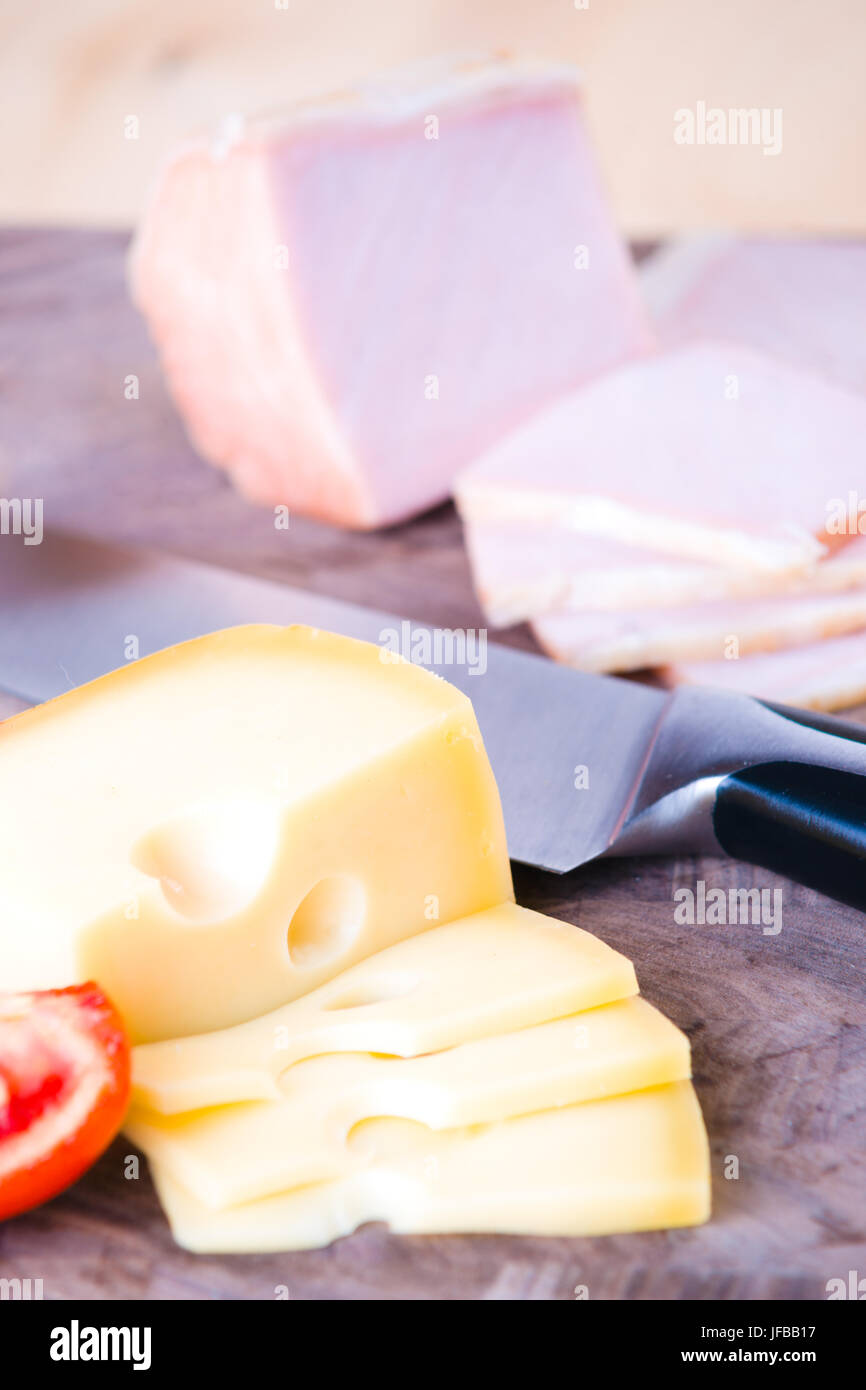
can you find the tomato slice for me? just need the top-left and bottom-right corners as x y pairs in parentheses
(0, 983), (130, 1221)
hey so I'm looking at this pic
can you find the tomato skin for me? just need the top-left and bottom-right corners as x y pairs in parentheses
(0, 984), (131, 1221)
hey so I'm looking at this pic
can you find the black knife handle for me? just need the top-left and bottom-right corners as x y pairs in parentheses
(713, 760), (866, 911)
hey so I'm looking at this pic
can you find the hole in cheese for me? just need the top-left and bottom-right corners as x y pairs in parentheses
(322, 972), (420, 1011)
(287, 875), (366, 968)
(130, 801), (280, 923)
(344, 1115), (431, 1161)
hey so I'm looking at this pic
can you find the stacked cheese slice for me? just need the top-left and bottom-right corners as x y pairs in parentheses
(456, 240), (866, 712)
(0, 621), (709, 1250)
(128, 902), (710, 1252)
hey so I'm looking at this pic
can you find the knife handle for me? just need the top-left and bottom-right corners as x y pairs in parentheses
(713, 760), (866, 911)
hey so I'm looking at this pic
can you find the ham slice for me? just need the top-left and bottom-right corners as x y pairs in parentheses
(130, 56), (651, 529)
(531, 583), (866, 673)
(643, 236), (866, 397)
(667, 631), (866, 712)
(465, 526), (866, 628)
(455, 341), (866, 573)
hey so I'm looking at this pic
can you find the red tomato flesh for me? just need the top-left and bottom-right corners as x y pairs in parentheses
(0, 983), (130, 1221)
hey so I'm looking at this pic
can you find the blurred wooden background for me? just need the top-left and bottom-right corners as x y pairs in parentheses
(1, 0), (864, 236)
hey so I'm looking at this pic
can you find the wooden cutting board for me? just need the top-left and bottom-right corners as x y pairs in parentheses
(0, 229), (863, 1301)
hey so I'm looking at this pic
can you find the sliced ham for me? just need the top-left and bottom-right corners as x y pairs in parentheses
(531, 584), (866, 674)
(643, 236), (866, 397)
(455, 341), (866, 573)
(668, 630), (866, 712)
(465, 525), (866, 628)
(130, 56), (651, 529)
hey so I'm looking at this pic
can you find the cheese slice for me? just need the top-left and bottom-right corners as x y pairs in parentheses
(131, 903), (638, 1112)
(0, 625), (511, 1043)
(148, 1081), (710, 1252)
(127, 997), (688, 1208)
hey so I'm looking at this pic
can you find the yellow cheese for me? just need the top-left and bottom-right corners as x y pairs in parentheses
(0, 625), (511, 1042)
(131, 903), (638, 1112)
(148, 1081), (711, 1252)
(127, 997), (690, 1208)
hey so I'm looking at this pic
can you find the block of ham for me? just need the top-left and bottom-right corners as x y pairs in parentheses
(531, 581), (866, 673)
(465, 525), (866, 628)
(668, 630), (866, 713)
(455, 341), (866, 573)
(130, 56), (651, 529)
(643, 236), (866, 397)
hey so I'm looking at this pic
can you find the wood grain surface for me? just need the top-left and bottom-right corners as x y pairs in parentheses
(0, 230), (864, 1301)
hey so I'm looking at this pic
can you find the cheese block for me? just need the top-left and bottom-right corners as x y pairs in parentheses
(0, 625), (511, 1043)
(644, 236), (866, 398)
(130, 55), (651, 529)
(127, 997), (688, 1208)
(455, 341), (866, 573)
(148, 1081), (711, 1252)
(465, 524), (866, 627)
(531, 584), (866, 673)
(131, 903), (638, 1112)
(667, 628), (866, 711)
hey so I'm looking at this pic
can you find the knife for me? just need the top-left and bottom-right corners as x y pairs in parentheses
(3, 530), (866, 909)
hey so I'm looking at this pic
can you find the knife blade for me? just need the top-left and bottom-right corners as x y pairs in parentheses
(0, 530), (666, 873)
(4, 530), (866, 907)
